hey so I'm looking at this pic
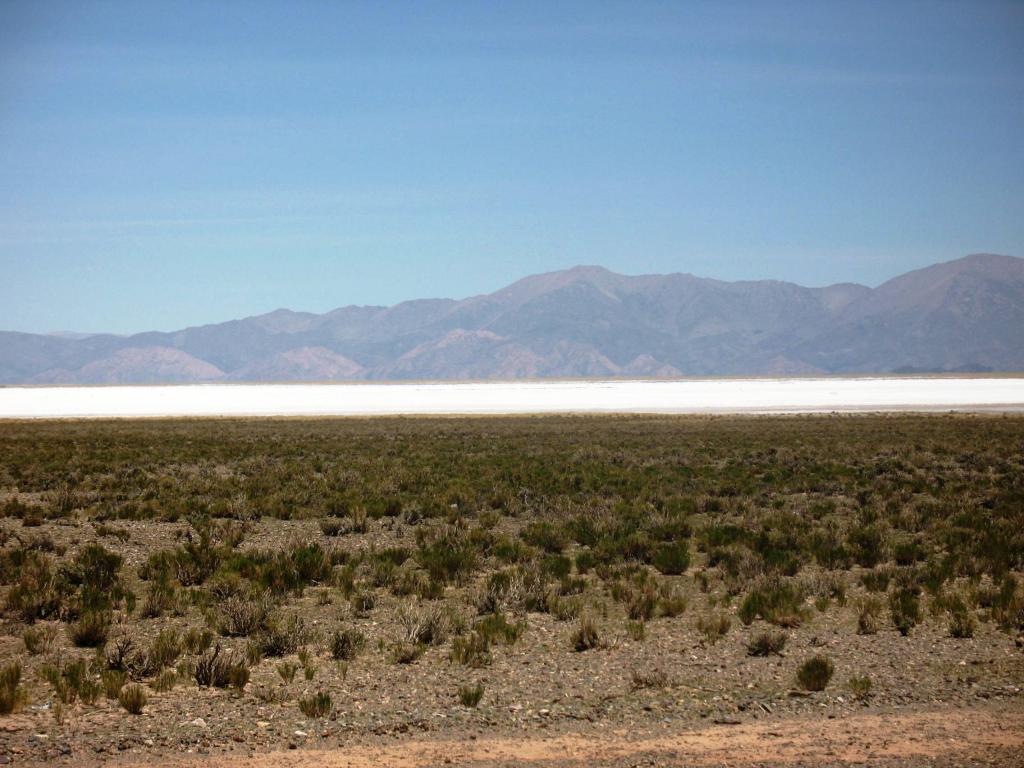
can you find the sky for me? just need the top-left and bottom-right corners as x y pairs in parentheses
(1, 1), (1022, 334)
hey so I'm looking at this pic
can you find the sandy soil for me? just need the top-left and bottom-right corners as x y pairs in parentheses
(99, 704), (1024, 767)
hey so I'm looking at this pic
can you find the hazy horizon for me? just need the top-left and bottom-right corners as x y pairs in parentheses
(18, 251), (1018, 337)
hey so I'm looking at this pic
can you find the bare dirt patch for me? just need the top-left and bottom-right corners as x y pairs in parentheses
(102, 704), (1024, 767)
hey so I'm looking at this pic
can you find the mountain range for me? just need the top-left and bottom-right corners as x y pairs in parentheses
(2, 253), (1022, 384)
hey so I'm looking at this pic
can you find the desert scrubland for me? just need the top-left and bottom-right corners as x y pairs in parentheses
(0, 415), (1021, 766)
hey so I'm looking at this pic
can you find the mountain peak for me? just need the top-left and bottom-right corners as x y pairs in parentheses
(2, 253), (1021, 383)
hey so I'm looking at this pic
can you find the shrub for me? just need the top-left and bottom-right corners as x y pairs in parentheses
(119, 684), (147, 714)
(860, 567), (891, 593)
(696, 613), (731, 645)
(101, 669), (125, 699)
(217, 593), (275, 637)
(277, 661), (298, 684)
(623, 585), (657, 622)
(857, 597), (883, 635)
(194, 645), (245, 689)
(256, 614), (311, 657)
(738, 579), (804, 627)
(520, 521), (568, 553)
(183, 627), (214, 654)
(796, 655), (834, 691)
(451, 632), (491, 667)
(228, 664), (250, 692)
(152, 670), (177, 692)
(68, 611), (111, 648)
(949, 608), (976, 638)
(630, 668), (668, 690)
(475, 612), (525, 646)
(144, 629), (183, 673)
(571, 617), (600, 652)
(848, 675), (872, 701)
(330, 628), (366, 661)
(320, 518), (347, 537)
(350, 592), (375, 616)
(23, 625), (56, 655)
(848, 525), (886, 568)
(746, 631), (786, 657)
(6, 552), (66, 622)
(0, 663), (26, 715)
(141, 574), (177, 618)
(298, 691), (332, 718)
(417, 527), (478, 584)
(658, 586), (687, 618)
(399, 605), (451, 646)
(890, 587), (921, 636)
(458, 682), (484, 707)
(626, 620), (646, 641)
(41, 659), (87, 704)
(652, 541), (690, 575)
(390, 642), (424, 664)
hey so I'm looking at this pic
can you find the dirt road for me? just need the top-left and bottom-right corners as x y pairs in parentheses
(104, 704), (1024, 767)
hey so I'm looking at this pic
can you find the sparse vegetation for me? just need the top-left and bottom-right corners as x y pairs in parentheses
(0, 415), (1022, 759)
(796, 655), (834, 692)
(298, 691), (332, 718)
(119, 683), (147, 714)
(0, 662), (27, 715)
(458, 682), (484, 707)
(746, 630), (786, 656)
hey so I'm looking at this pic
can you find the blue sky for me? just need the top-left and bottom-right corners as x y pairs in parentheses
(1, 1), (1022, 334)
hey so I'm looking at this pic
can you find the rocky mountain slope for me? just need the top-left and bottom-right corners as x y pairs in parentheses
(1, 253), (1020, 383)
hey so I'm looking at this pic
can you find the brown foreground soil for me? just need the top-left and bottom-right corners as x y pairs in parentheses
(97, 703), (1024, 768)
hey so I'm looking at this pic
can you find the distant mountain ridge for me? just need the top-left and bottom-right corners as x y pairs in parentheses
(2, 253), (1021, 383)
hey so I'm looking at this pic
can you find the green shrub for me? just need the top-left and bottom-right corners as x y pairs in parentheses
(571, 617), (600, 652)
(626, 620), (646, 641)
(229, 664), (250, 692)
(330, 628), (366, 661)
(5, 552), (66, 622)
(857, 597), (883, 635)
(101, 669), (125, 699)
(738, 579), (804, 627)
(119, 683), (146, 714)
(68, 611), (111, 648)
(948, 608), (976, 638)
(696, 613), (731, 645)
(151, 670), (177, 692)
(277, 661), (299, 684)
(256, 614), (311, 657)
(194, 645), (245, 688)
(390, 642), (424, 664)
(0, 663), (27, 715)
(41, 658), (90, 704)
(746, 631), (786, 657)
(218, 593), (275, 637)
(848, 525), (886, 568)
(23, 625), (56, 655)
(520, 521), (568, 553)
(458, 682), (484, 707)
(890, 587), (921, 636)
(860, 568), (891, 593)
(651, 540), (690, 576)
(450, 632), (491, 667)
(417, 527), (478, 584)
(298, 691), (332, 718)
(796, 655), (834, 692)
(848, 675), (872, 701)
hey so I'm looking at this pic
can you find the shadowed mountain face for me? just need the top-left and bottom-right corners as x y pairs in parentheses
(2, 254), (1021, 383)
